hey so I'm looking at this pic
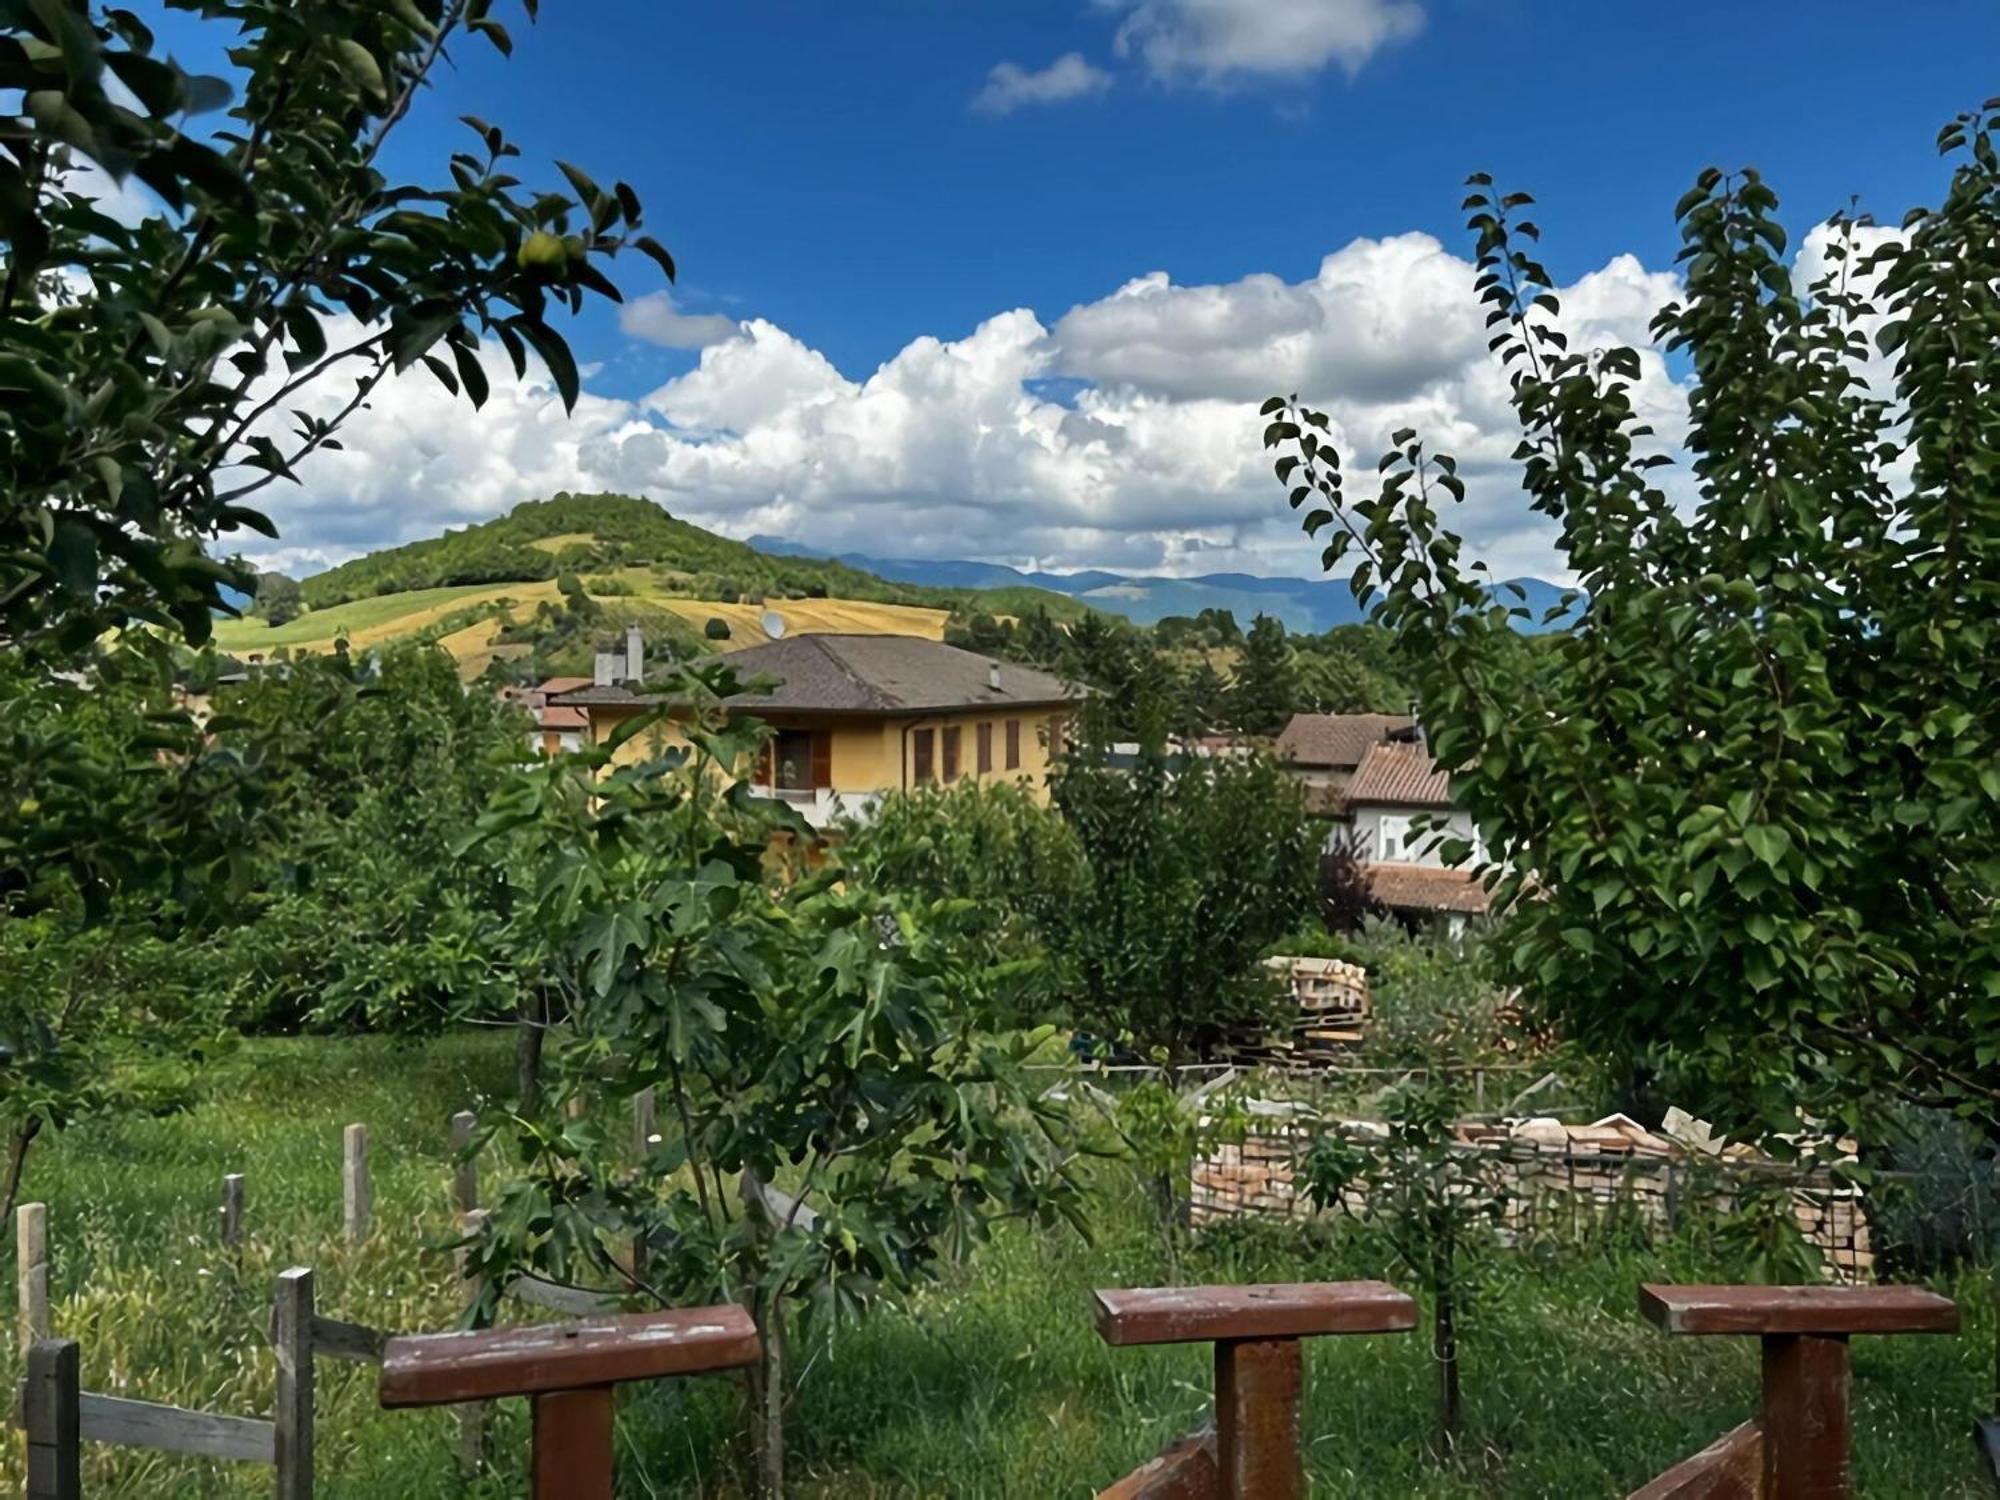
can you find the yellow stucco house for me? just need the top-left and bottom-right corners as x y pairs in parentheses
(551, 632), (1080, 829)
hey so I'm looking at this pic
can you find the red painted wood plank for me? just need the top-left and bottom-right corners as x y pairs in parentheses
(1093, 1282), (1417, 1347)
(1761, 1333), (1850, 1499)
(1638, 1284), (1958, 1338)
(1627, 1420), (1763, 1500)
(378, 1307), (760, 1406)
(532, 1386), (614, 1500)
(1096, 1431), (1219, 1500)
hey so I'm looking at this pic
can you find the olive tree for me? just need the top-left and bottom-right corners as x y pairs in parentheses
(1262, 100), (2000, 1145)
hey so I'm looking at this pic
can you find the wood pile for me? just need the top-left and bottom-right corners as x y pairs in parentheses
(1216, 956), (1370, 1068)
(1190, 1109), (1875, 1282)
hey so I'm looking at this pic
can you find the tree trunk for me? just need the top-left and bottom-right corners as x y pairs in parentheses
(0, 1114), (42, 1225)
(748, 1293), (786, 1497)
(515, 991), (544, 1103)
(1433, 1276), (1461, 1460)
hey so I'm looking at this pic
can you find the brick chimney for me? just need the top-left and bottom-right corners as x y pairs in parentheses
(593, 639), (618, 687)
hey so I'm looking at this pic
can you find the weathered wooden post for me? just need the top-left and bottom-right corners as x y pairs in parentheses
(272, 1266), (315, 1500)
(1632, 1284), (1960, 1500)
(342, 1124), (369, 1243)
(378, 1306), (762, 1500)
(23, 1337), (81, 1500)
(1092, 1281), (1418, 1499)
(17, 1200), (50, 1356)
(455, 1207), (490, 1473)
(449, 1110), (479, 1216)
(632, 1087), (657, 1162)
(220, 1173), (246, 1249)
(629, 1089), (658, 1283)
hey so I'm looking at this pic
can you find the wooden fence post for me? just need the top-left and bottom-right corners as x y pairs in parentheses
(1633, 1283), (1960, 1500)
(343, 1124), (369, 1243)
(1094, 1281), (1418, 1500)
(220, 1173), (245, 1249)
(377, 1304), (762, 1500)
(273, 1266), (314, 1500)
(18, 1200), (50, 1357)
(450, 1110), (478, 1217)
(23, 1337), (81, 1500)
(632, 1088), (656, 1162)
(455, 1208), (490, 1474)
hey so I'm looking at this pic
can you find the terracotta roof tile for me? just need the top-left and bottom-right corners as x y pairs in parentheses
(1345, 739), (1453, 807)
(1363, 863), (1491, 915)
(1273, 713), (1413, 769)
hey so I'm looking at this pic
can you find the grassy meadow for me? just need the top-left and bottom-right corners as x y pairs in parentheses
(4, 1033), (1992, 1497)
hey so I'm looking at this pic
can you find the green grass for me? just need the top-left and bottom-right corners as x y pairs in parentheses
(4, 1034), (1991, 1496)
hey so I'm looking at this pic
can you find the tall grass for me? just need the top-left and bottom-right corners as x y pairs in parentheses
(2, 1034), (1989, 1496)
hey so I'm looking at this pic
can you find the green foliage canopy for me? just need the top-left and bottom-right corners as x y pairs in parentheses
(1048, 715), (1318, 1062)
(1265, 103), (2000, 1141)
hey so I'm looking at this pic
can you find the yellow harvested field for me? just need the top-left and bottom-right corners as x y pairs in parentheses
(435, 619), (532, 680)
(659, 598), (949, 645)
(213, 578), (950, 669)
(528, 532), (597, 553)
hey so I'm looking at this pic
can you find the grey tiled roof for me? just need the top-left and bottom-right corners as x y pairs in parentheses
(552, 634), (1079, 716)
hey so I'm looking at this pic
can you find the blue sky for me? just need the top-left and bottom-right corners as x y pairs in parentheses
(153, 1), (2000, 580)
(373, 0), (1998, 396)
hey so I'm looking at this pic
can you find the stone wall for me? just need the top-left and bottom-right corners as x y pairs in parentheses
(1190, 1110), (1874, 1283)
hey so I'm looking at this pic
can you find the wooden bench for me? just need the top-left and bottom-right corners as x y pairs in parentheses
(377, 1306), (760, 1499)
(1628, 1284), (1959, 1500)
(1093, 1281), (1418, 1499)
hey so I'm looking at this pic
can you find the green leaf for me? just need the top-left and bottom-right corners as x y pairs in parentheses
(1742, 825), (1791, 868)
(509, 319), (580, 411)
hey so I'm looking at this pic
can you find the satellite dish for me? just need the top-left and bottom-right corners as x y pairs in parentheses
(760, 609), (787, 639)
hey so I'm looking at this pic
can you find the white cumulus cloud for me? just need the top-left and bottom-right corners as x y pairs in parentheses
(971, 52), (1114, 115)
(618, 290), (740, 349)
(1099, 0), (1424, 84)
(231, 234), (1699, 588)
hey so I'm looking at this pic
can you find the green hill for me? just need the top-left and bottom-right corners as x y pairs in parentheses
(219, 494), (1093, 678)
(298, 493), (1088, 621)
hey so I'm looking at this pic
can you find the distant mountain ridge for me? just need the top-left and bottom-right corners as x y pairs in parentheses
(747, 536), (1573, 635)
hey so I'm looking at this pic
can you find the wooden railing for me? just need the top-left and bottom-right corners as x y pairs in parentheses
(376, 1305), (760, 1499)
(1626, 1284), (1960, 1500)
(12, 1256), (1963, 1496)
(1091, 1281), (1418, 1499)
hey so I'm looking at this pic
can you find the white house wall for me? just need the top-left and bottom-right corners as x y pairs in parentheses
(1351, 804), (1483, 867)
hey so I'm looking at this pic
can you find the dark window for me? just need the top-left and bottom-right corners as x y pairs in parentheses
(912, 728), (934, 783)
(1005, 718), (1021, 771)
(976, 721), (993, 775)
(773, 729), (816, 790)
(942, 725), (962, 782)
